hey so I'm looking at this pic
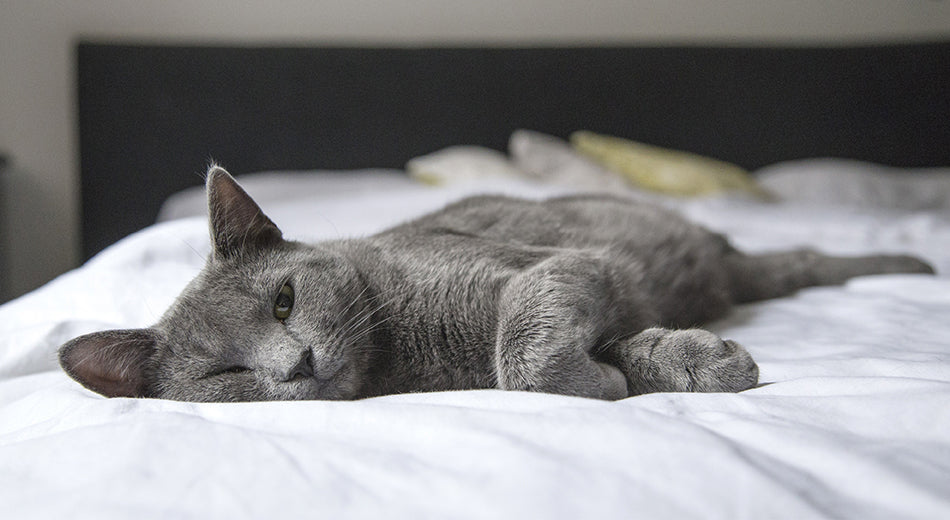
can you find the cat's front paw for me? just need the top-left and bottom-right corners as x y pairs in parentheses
(622, 328), (759, 395)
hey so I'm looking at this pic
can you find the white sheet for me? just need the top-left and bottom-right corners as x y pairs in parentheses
(2, 170), (949, 519)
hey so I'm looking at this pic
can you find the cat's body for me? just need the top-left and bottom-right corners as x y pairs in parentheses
(59, 167), (935, 401)
(361, 194), (739, 398)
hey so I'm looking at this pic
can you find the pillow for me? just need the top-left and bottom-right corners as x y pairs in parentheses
(755, 158), (950, 209)
(508, 130), (628, 190)
(406, 146), (526, 185)
(570, 131), (770, 199)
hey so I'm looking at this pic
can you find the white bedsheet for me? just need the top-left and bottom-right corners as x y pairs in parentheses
(2, 171), (949, 519)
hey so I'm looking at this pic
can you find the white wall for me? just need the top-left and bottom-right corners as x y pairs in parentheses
(1, 0), (948, 301)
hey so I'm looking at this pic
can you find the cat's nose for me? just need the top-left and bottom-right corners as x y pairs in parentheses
(282, 349), (314, 382)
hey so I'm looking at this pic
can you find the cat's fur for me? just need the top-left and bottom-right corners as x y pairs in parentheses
(59, 166), (935, 401)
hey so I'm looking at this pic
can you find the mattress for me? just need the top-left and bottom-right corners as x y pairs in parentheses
(2, 163), (949, 519)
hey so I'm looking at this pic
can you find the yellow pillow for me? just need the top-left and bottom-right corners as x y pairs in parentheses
(570, 131), (771, 198)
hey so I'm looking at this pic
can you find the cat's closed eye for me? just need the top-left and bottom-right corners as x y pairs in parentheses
(206, 365), (252, 378)
(274, 282), (294, 321)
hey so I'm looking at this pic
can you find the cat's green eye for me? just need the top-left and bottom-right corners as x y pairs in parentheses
(274, 282), (295, 321)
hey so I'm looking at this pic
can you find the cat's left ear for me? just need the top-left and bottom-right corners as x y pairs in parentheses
(58, 328), (159, 398)
(206, 165), (283, 260)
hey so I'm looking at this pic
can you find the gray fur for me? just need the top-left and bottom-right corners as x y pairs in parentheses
(58, 167), (935, 401)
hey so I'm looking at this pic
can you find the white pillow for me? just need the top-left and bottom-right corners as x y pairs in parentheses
(756, 159), (950, 210)
(406, 146), (526, 185)
(508, 129), (628, 190)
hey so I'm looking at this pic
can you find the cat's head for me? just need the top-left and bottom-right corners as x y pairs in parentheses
(59, 166), (377, 401)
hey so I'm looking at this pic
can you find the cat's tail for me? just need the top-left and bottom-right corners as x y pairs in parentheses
(726, 249), (935, 303)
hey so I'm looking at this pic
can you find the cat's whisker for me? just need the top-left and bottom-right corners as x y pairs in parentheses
(311, 212), (344, 241)
(339, 285), (372, 321)
(337, 291), (401, 338)
(141, 298), (161, 323)
(346, 316), (396, 344)
(334, 312), (393, 349)
(592, 332), (625, 357)
(175, 236), (207, 263)
(342, 306), (381, 334)
(339, 302), (399, 343)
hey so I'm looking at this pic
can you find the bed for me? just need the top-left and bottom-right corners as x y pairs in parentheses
(2, 42), (950, 518)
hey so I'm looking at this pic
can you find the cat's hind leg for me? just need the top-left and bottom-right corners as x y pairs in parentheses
(725, 249), (934, 303)
(600, 328), (759, 395)
(494, 253), (645, 400)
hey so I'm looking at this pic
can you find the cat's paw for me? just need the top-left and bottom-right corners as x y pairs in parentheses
(621, 328), (759, 394)
(675, 330), (759, 393)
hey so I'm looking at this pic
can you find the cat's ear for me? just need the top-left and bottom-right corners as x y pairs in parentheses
(206, 165), (283, 260)
(58, 329), (158, 398)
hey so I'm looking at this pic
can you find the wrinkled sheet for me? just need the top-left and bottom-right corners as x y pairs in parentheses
(2, 172), (949, 519)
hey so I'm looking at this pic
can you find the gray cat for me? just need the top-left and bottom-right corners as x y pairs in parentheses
(59, 166), (934, 401)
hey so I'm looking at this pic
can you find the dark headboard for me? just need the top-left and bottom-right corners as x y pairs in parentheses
(77, 42), (950, 260)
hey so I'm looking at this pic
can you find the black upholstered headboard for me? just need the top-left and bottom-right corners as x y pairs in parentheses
(77, 42), (950, 260)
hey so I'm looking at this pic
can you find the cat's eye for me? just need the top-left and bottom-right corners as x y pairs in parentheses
(274, 282), (295, 321)
(208, 365), (251, 378)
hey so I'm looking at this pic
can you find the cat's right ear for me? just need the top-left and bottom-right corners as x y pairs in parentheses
(206, 165), (283, 260)
(58, 329), (158, 398)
